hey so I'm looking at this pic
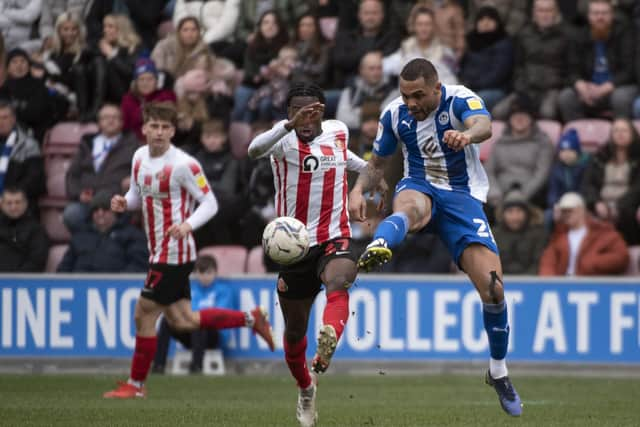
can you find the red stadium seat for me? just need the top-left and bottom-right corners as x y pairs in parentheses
(40, 206), (71, 243)
(44, 122), (97, 156)
(626, 246), (640, 276)
(562, 119), (611, 153)
(246, 246), (266, 273)
(537, 119), (562, 145)
(46, 244), (69, 272)
(44, 155), (72, 199)
(198, 245), (248, 275)
(229, 121), (252, 159)
(479, 120), (505, 162)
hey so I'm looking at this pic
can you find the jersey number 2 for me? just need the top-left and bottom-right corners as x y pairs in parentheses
(473, 218), (495, 243)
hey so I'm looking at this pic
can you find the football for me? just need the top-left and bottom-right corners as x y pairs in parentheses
(262, 217), (310, 265)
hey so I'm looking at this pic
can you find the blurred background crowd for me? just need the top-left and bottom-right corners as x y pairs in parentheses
(0, 0), (638, 277)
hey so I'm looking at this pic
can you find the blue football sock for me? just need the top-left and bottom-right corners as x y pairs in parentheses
(483, 300), (509, 360)
(373, 212), (409, 249)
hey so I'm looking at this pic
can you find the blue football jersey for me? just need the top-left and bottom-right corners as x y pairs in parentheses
(373, 84), (491, 202)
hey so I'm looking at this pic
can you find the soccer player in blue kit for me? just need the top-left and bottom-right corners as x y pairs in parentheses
(349, 58), (522, 416)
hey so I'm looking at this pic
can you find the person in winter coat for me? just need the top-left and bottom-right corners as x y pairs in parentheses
(493, 0), (570, 120)
(459, 6), (513, 112)
(63, 104), (138, 231)
(121, 57), (177, 141)
(57, 190), (149, 272)
(0, 0), (42, 52)
(581, 118), (640, 244)
(539, 192), (629, 276)
(492, 189), (548, 275)
(0, 101), (45, 205)
(485, 94), (554, 208)
(290, 13), (330, 87)
(123, 0), (169, 50)
(173, 0), (241, 45)
(0, 186), (49, 272)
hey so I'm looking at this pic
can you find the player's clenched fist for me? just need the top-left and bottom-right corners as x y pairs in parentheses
(111, 195), (127, 212)
(443, 130), (471, 151)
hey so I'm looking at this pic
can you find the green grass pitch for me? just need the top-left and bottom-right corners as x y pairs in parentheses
(0, 374), (638, 426)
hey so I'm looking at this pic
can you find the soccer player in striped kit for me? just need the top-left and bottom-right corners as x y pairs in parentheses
(103, 102), (275, 399)
(350, 59), (522, 416)
(248, 82), (383, 427)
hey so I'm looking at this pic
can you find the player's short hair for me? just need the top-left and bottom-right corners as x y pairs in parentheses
(400, 58), (439, 85)
(195, 255), (218, 273)
(201, 119), (226, 136)
(142, 101), (177, 127)
(286, 81), (325, 107)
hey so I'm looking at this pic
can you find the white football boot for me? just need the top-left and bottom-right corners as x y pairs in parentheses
(296, 373), (318, 427)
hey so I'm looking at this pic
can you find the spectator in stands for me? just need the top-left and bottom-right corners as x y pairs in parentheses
(152, 16), (215, 79)
(64, 104), (138, 232)
(0, 0), (43, 52)
(493, 189), (547, 275)
(493, 0), (570, 121)
(546, 129), (590, 224)
(121, 57), (177, 141)
(291, 13), (330, 87)
(0, 186), (49, 272)
(123, 0), (170, 50)
(581, 118), (640, 244)
(485, 95), (554, 208)
(95, 14), (144, 104)
(231, 10), (289, 123)
(466, 0), (529, 36)
(539, 192), (629, 275)
(193, 119), (247, 247)
(337, 51), (397, 132)
(42, 12), (104, 122)
(0, 101), (45, 205)
(558, 0), (637, 122)
(234, 0), (308, 51)
(383, 5), (458, 85)
(459, 6), (513, 111)
(173, 0), (241, 47)
(333, 0), (401, 88)
(57, 190), (149, 272)
(0, 48), (57, 142)
(39, 1), (88, 50)
(152, 254), (237, 374)
(351, 102), (379, 162)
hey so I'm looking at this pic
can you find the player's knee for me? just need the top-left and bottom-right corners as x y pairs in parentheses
(325, 272), (355, 292)
(284, 328), (307, 344)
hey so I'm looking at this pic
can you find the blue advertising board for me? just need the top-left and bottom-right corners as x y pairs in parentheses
(0, 275), (639, 363)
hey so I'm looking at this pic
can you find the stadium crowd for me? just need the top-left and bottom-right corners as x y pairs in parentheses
(0, 0), (638, 276)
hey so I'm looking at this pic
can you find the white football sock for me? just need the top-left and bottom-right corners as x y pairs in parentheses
(489, 358), (508, 379)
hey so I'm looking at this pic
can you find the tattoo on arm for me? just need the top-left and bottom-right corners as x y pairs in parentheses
(463, 115), (492, 144)
(355, 155), (387, 193)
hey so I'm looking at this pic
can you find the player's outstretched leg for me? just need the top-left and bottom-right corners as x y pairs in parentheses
(483, 299), (522, 416)
(312, 289), (349, 373)
(199, 306), (275, 351)
(357, 212), (409, 271)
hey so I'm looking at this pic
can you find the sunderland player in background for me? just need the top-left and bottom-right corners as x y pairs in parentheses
(103, 102), (275, 399)
(349, 59), (522, 416)
(248, 82), (385, 427)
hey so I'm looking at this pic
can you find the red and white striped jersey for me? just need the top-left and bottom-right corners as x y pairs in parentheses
(129, 145), (212, 265)
(266, 120), (367, 247)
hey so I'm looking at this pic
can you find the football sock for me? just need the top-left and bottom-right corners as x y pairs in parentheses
(199, 308), (246, 329)
(284, 336), (312, 389)
(323, 290), (349, 340)
(373, 212), (409, 248)
(130, 335), (157, 382)
(483, 301), (509, 378)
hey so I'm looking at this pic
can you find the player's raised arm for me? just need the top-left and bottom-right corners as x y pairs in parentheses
(444, 94), (492, 151)
(349, 154), (390, 221)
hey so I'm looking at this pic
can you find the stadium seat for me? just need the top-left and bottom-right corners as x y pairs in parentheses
(198, 245), (248, 275)
(537, 119), (562, 145)
(246, 246), (266, 273)
(626, 246), (640, 276)
(45, 244), (69, 272)
(479, 120), (505, 162)
(562, 119), (611, 153)
(319, 17), (338, 41)
(40, 206), (71, 243)
(44, 155), (72, 199)
(229, 122), (252, 159)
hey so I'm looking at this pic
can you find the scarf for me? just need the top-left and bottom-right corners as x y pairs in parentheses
(0, 130), (18, 194)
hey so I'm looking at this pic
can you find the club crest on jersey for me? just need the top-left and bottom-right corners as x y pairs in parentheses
(302, 155), (320, 172)
(155, 170), (167, 181)
(438, 111), (449, 125)
(334, 138), (345, 150)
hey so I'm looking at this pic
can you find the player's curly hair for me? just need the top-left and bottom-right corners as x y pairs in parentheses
(286, 82), (326, 107)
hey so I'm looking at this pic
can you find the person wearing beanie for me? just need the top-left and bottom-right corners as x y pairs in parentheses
(492, 188), (548, 274)
(459, 6), (513, 112)
(546, 128), (590, 220)
(121, 57), (176, 142)
(485, 92), (554, 208)
(57, 189), (149, 273)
